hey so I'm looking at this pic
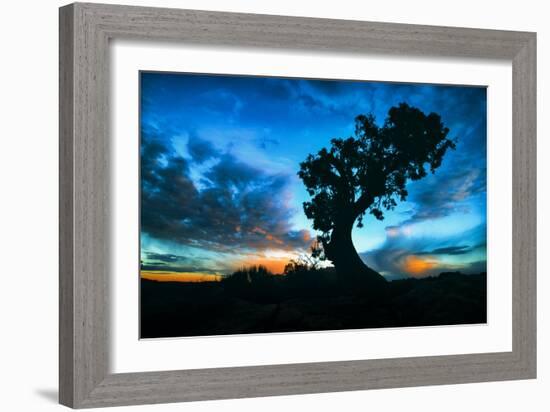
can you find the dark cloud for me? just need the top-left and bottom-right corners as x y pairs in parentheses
(297, 93), (325, 111)
(260, 78), (353, 118)
(141, 132), (312, 253)
(260, 78), (296, 100)
(293, 88), (352, 117)
(256, 136), (280, 150)
(416, 245), (473, 256)
(204, 153), (259, 188)
(187, 133), (217, 162)
(143, 252), (185, 263)
(141, 251), (235, 274)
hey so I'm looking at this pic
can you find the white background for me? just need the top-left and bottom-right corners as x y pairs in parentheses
(0, 1), (547, 411)
(111, 42), (512, 373)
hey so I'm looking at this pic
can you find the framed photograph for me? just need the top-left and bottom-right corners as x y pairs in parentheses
(59, 2), (536, 408)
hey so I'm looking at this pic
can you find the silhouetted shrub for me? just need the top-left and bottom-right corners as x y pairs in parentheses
(221, 265), (283, 303)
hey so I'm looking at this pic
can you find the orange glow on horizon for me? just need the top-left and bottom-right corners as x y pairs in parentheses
(236, 257), (289, 274)
(141, 271), (221, 283)
(401, 255), (439, 276)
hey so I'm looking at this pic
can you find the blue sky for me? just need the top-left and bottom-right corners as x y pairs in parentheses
(140, 72), (487, 279)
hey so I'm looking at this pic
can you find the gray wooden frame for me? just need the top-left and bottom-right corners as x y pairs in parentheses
(59, 2), (536, 408)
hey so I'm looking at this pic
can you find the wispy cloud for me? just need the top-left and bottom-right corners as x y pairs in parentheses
(361, 224), (487, 278)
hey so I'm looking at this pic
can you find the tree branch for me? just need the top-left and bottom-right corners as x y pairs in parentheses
(353, 191), (374, 217)
(327, 155), (354, 204)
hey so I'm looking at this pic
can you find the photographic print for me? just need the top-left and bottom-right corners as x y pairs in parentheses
(139, 72), (487, 339)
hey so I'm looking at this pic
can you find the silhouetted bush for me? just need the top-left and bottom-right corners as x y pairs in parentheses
(221, 265), (283, 303)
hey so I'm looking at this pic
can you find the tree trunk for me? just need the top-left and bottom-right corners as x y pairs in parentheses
(323, 220), (387, 287)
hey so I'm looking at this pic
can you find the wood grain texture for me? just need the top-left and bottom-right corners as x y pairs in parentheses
(59, 2), (537, 408)
(59, 4), (75, 406)
(512, 35), (537, 373)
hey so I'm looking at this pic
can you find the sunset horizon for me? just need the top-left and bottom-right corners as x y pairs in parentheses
(140, 72), (486, 281)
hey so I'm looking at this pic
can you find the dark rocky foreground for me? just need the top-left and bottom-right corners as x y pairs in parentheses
(140, 270), (486, 339)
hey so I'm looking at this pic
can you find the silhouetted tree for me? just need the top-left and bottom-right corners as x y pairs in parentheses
(298, 103), (455, 286)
